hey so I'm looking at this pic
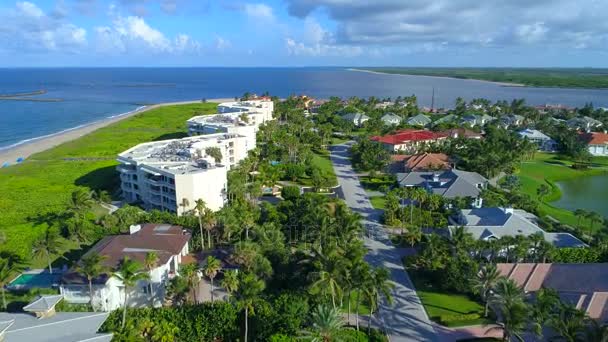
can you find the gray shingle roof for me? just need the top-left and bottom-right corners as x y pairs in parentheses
(397, 169), (487, 198)
(23, 295), (63, 313)
(0, 312), (112, 342)
(451, 208), (587, 248)
(406, 114), (432, 126)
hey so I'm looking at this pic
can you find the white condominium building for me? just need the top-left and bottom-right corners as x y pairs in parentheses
(117, 133), (249, 214)
(187, 113), (257, 153)
(218, 98), (274, 123)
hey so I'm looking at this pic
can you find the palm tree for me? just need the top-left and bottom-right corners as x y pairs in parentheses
(487, 298), (530, 341)
(235, 273), (265, 342)
(300, 305), (344, 342)
(112, 257), (150, 329)
(536, 183), (550, 202)
(69, 188), (95, 213)
(179, 263), (199, 303)
(450, 226), (474, 255)
(530, 288), (560, 337)
(574, 209), (588, 228)
(490, 278), (525, 310)
(179, 198), (190, 215)
(365, 267), (394, 332)
(548, 304), (587, 342)
(202, 208), (216, 249)
(144, 252), (158, 297)
(194, 199), (206, 250)
(76, 253), (107, 312)
(585, 319), (608, 342)
(403, 225), (422, 247)
(472, 264), (502, 317)
(221, 269), (239, 298)
(309, 250), (344, 309)
(202, 256), (221, 302)
(32, 228), (63, 274)
(586, 211), (604, 231)
(0, 253), (24, 310)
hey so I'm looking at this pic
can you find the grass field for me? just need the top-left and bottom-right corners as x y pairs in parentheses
(410, 271), (489, 327)
(357, 67), (608, 88)
(517, 153), (608, 233)
(369, 196), (386, 210)
(0, 103), (218, 263)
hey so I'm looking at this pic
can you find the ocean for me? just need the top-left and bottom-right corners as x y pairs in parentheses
(1, 67), (608, 150)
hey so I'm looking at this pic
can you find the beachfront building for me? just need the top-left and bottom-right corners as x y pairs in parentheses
(449, 207), (586, 248)
(397, 169), (488, 208)
(497, 263), (608, 322)
(187, 114), (257, 152)
(518, 129), (557, 151)
(217, 98), (274, 123)
(580, 132), (608, 156)
(371, 129), (447, 153)
(117, 133), (249, 213)
(60, 224), (191, 312)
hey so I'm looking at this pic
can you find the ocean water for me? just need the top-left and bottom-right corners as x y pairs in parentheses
(1, 67), (608, 150)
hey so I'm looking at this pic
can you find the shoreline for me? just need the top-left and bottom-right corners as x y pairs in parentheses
(0, 98), (233, 166)
(347, 68), (527, 87)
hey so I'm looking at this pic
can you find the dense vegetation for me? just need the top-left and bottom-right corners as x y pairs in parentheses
(358, 67), (608, 88)
(0, 103), (219, 262)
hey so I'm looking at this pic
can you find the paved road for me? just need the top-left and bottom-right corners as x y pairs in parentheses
(329, 143), (438, 342)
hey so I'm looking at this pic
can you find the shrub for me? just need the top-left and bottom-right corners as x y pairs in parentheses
(269, 334), (296, 342)
(439, 313), (481, 325)
(337, 328), (369, 341)
(281, 186), (301, 202)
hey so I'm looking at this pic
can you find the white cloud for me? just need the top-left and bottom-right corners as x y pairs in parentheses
(93, 13), (201, 54)
(215, 36), (231, 51)
(516, 22), (548, 43)
(285, 0), (608, 51)
(243, 3), (274, 21)
(0, 1), (87, 53)
(285, 19), (362, 57)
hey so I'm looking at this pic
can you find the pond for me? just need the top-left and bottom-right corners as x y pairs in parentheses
(552, 175), (608, 218)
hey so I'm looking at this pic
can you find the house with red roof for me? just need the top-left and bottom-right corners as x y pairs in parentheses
(497, 263), (608, 322)
(580, 132), (608, 156)
(371, 129), (448, 153)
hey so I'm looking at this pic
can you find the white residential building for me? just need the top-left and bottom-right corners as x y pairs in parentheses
(217, 99), (274, 124)
(187, 113), (257, 152)
(518, 129), (557, 151)
(117, 133), (249, 214)
(60, 224), (191, 312)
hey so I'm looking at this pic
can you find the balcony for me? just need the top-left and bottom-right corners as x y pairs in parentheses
(117, 165), (136, 173)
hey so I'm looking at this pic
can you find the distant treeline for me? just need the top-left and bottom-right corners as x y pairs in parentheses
(356, 67), (608, 89)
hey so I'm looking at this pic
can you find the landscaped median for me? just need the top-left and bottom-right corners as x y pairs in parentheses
(0, 103), (218, 262)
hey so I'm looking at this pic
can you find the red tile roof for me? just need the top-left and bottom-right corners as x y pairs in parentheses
(371, 129), (447, 145)
(580, 132), (608, 145)
(403, 153), (451, 171)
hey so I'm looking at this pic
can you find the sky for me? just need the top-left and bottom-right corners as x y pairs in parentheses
(1, 0), (607, 67)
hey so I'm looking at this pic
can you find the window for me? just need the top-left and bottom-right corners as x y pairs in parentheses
(142, 286), (149, 294)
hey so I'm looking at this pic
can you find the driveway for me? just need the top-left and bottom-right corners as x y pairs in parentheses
(329, 142), (438, 342)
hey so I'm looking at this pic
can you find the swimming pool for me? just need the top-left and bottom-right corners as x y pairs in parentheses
(8, 271), (63, 289)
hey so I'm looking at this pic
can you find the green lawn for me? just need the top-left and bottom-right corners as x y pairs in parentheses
(517, 153), (608, 234)
(369, 196), (386, 210)
(0, 103), (218, 263)
(410, 271), (489, 327)
(310, 152), (338, 186)
(341, 290), (371, 315)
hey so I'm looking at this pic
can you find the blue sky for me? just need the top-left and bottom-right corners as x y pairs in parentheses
(1, 0), (607, 67)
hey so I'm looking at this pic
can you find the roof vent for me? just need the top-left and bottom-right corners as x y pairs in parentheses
(23, 295), (64, 318)
(129, 224), (142, 235)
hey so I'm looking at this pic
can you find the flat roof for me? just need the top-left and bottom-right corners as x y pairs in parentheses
(118, 133), (238, 175)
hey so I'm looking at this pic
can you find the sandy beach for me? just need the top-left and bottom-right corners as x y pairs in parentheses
(347, 68), (526, 87)
(0, 98), (234, 166)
